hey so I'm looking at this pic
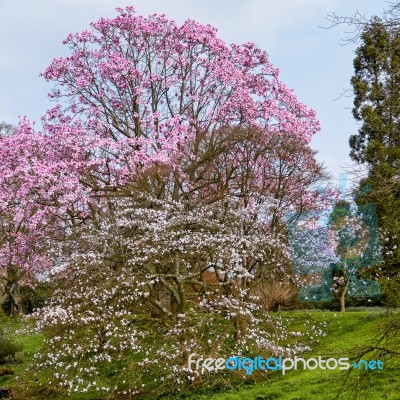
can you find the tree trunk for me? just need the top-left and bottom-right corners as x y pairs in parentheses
(5, 266), (22, 316)
(339, 276), (348, 313)
(340, 289), (346, 313)
(6, 281), (21, 316)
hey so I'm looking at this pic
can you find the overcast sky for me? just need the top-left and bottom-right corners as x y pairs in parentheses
(0, 0), (388, 181)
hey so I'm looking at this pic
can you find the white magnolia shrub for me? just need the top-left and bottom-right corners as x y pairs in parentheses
(26, 197), (326, 397)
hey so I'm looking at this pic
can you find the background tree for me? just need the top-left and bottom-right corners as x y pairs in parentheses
(348, 18), (400, 302)
(42, 6), (320, 199)
(287, 198), (381, 312)
(325, 4), (400, 395)
(0, 122), (13, 137)
(0, 118), (93, 315)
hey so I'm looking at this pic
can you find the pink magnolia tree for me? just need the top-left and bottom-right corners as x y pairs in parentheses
(41, 6), (320, 199)
(0, 118), (93, 314)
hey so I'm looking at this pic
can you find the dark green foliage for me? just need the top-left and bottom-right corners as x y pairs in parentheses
(350, 17), (400, 166)
(349, 17), (400, 300)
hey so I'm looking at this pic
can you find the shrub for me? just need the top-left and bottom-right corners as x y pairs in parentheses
(255, 280), (296, 311)
(0, 328), (23, 364)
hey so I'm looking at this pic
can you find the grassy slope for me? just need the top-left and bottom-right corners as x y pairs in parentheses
(188, 310), (399, 400)
(1, 310), (399, 400)
(0, 316), (43, 389)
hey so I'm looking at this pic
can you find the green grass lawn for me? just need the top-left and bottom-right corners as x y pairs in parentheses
(1, 309), (399, 400)
(0, 315), (43, 395)
(184, 310), (399, 400)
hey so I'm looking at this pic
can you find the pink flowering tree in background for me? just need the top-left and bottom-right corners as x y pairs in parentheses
(0, 118), (100, 315)
(41, 6), (320, 198)
(0, 6), (335, 397)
